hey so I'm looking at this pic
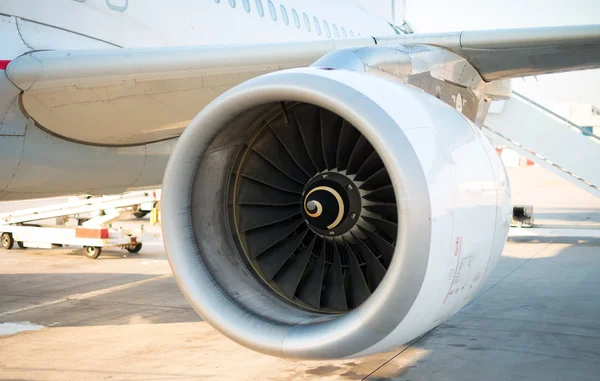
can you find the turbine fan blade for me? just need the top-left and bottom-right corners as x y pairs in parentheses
(236, 178), (300, 206)
(362, 185), (395, 203)
(256, 229), (309, 279)
(270, 114), (317, 177)
(360, 168), (391, 191)
(320, 109), (342, 170)
(354, 152), (384, 182)
(336, 120), (361, 172)
(363, 203), (398, 222)
(251, 127), (310, 184)
(361, 217), (398, 242)
(240, 152), (303, 193)
(274, 235), (316, 298)
(232, 104), (399, 313)
(294, 105), (327, 172)
(295, 239), (327, 309)
(238, 205), (302, 232)
(321, 241), (348, 311)
(358, 225), (395, 267)
(344, 240), (372, 309)
(244, 216), (304, 258)
(346, 136), (374, 175)
(353, 235), (387, 291)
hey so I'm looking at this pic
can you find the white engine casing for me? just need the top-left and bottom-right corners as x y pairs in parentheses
(161, 67), (511, 359)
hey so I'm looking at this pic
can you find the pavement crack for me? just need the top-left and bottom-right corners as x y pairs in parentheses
(361, 330), (435, 380)
(0, 274), (170, 318)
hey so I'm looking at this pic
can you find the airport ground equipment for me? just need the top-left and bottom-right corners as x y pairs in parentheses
(484, 92), (600, 198)
(132, 195), (160, 219)
(507, 204), (600, 239)
(511, 205), (534, 228)
(0, 190), (159, 259)
(0, 225), (141, 259)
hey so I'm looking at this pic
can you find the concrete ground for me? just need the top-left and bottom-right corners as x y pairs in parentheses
(1, 167), (599, 381)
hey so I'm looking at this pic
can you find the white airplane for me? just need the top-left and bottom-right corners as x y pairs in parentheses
(1, 0), (599, 360)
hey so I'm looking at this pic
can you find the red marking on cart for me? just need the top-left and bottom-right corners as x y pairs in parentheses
(76, 228), (109, 239)
(444, 236), (462, 304)
(0, 60), (10, 70)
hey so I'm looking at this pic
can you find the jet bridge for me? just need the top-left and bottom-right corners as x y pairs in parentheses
(484, 91), (600, 198)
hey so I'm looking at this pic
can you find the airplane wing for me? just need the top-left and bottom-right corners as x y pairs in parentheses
(389, 24), (600, 81)
(6, 38), (378, 146)
(5, 24), (600, 146)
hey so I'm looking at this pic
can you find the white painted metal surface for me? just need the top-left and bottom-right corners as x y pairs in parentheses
(0, 0), (392, 50)
(2, 6), (598, 146)
(0, 224), (133, 249)
(0, 59), (171, 201)
(0, 2), (598, 201)
(0, 0), (598, 362)
(485, 92), (600, 197)
(0, 190), (159, 225)
(9, 38), (376, 145)
(0, 190), (158, 251)
(161, 68), (511, 359)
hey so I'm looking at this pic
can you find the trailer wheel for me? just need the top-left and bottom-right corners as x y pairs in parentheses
(133, 211), (148, 219)
(17, 241), (26, 249)
(126, 242), (142, 254)
(1, 233), (14, 250)
(83, 246), (102, 259)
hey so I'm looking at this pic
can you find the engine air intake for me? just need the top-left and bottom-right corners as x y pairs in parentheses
(231, 103), (398, 312)
(161, 68), (510, 359)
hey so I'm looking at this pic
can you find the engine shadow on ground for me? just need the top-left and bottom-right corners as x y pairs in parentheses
(1, 242), (600, 381)
(3, 241), (166, 260)
(508, 236), (600, 244)
(363, 240), (600, 381)
(0, 272), (199, 327)
(532, 209), (600, 222)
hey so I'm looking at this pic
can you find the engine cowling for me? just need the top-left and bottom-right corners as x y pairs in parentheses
(161, 67), (511, 359)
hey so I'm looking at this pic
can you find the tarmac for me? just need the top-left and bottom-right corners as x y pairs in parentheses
(1, 166), (599, 381)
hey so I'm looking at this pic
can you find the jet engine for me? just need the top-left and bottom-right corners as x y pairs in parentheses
(161, 68), (511, 359)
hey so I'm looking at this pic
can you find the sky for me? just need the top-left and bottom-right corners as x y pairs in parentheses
(358, 0), (600, 107)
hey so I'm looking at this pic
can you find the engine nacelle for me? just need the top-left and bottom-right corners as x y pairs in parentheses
(161, 68), (510, 359)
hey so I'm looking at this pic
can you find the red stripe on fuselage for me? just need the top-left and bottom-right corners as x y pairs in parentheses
(0, 60), (11, 70)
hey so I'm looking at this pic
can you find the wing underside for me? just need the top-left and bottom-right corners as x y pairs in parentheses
(394, 25), (600, 81)
(6, 24), (600, 145)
